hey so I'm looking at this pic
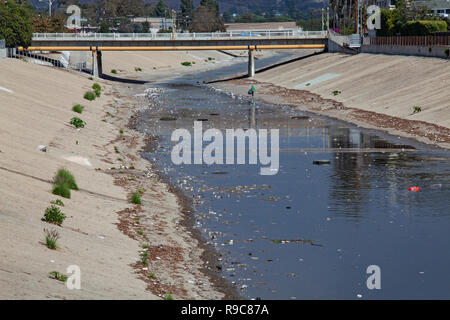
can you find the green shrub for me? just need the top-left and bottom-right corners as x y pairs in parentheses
(50, 199), (64, 207)
(83, 91), (96, 101)
(131, 192), (142, 205)
(44, 228), (60, 250)
(54, 168), (79, 191)
(149, 272), (156, 279)
(72, 104), (84, 114)
(445, 48), (449, 57)
(48, 271), (67, 282)
(413, 105), (422, 113)
(111, 69), (117, 74)
(42, 205), (66, 225)
(181, 61), (192, 67)
(135, 67), (142, 71)
(70, 117), (86, 129)
(401, 20), (448, 36)
(164, 294), (174, 300)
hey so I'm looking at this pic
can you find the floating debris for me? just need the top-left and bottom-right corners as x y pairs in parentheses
(291, 115), (310, 120)
(272, 238), (322, 247)
(159, 117), (177, 121)
(313, 160), (331, 165)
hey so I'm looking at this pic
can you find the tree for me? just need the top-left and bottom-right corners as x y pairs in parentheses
(152, 0), (169, 17)
(190, 5), (225, 32)
(180, 0), (193, 29)
(0, 0), (33, 48)
(32, 14), (68, 33)
(200, 0), (219, 16)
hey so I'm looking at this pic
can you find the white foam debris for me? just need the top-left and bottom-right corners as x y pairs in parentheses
(0, 86), (14, 94)
(63, 155), (92, 167)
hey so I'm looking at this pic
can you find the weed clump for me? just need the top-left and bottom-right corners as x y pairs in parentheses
(70, 117), (86, 129)
(83, 91), (96, 101)
(181, 61), (192, 67)
(111, 69), (117, 74)
(72, 104), (84, 114)
(332, 90), (341, 96)
(92, 83), (101, 97)
(50, 199), (64, 207)
(49, 271), (67, 282)
(412, 105), (422, 114)
(42, 205), (66, 226)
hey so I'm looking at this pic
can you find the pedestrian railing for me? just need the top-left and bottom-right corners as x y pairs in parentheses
(364, 35), (450, 46)
(32, 30), (328, 41)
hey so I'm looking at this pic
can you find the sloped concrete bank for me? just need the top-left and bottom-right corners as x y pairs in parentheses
(211, 52), (450, 149)
(0, 58), (231, 299)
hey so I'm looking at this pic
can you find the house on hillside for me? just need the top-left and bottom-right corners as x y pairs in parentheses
(416, 0), (450, 17)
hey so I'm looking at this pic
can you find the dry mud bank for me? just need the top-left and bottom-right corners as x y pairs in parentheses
(211, 53), (450, 149)
(0, 58), (231, 299)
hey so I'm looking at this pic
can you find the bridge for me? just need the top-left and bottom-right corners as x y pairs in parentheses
(20, 30), (328, 78)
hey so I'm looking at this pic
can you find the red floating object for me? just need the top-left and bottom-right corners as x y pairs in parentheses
(408, 186), (420, 192)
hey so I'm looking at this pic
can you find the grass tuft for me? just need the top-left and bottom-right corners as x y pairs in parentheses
(181, 61), (192, 67)
(131, 191), (142, 205)
(52, 183), (71, 199)
(44, 228), (60, 249)
(111, 69), (117, 74)
(164, 294), (174, 300)
(54, 168), (79, 191)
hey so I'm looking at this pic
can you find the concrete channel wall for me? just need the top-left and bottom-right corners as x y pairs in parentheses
(361, 44), (450, 59)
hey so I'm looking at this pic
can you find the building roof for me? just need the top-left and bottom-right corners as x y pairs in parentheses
(225, 22), (298, 31)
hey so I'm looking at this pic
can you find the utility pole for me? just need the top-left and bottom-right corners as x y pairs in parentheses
(354, 0), (358, 34)
(321, 8), (324, 31)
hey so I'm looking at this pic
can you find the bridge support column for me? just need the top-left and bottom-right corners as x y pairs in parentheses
(92, 50), (103, 78)
(248, 48), (255, 78)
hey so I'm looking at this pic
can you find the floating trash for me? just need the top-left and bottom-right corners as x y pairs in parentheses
(291, 115), (310, 120)
(408, 186), (420, 192)
(313, 160), (331, 165)
(159, 117), (177, 121)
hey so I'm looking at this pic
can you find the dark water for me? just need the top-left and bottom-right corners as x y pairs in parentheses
(136, 55), (450, 299)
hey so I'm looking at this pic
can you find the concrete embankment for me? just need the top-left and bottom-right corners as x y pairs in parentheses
(0, 58), (225, 299)
(214, 52), (450, 149)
